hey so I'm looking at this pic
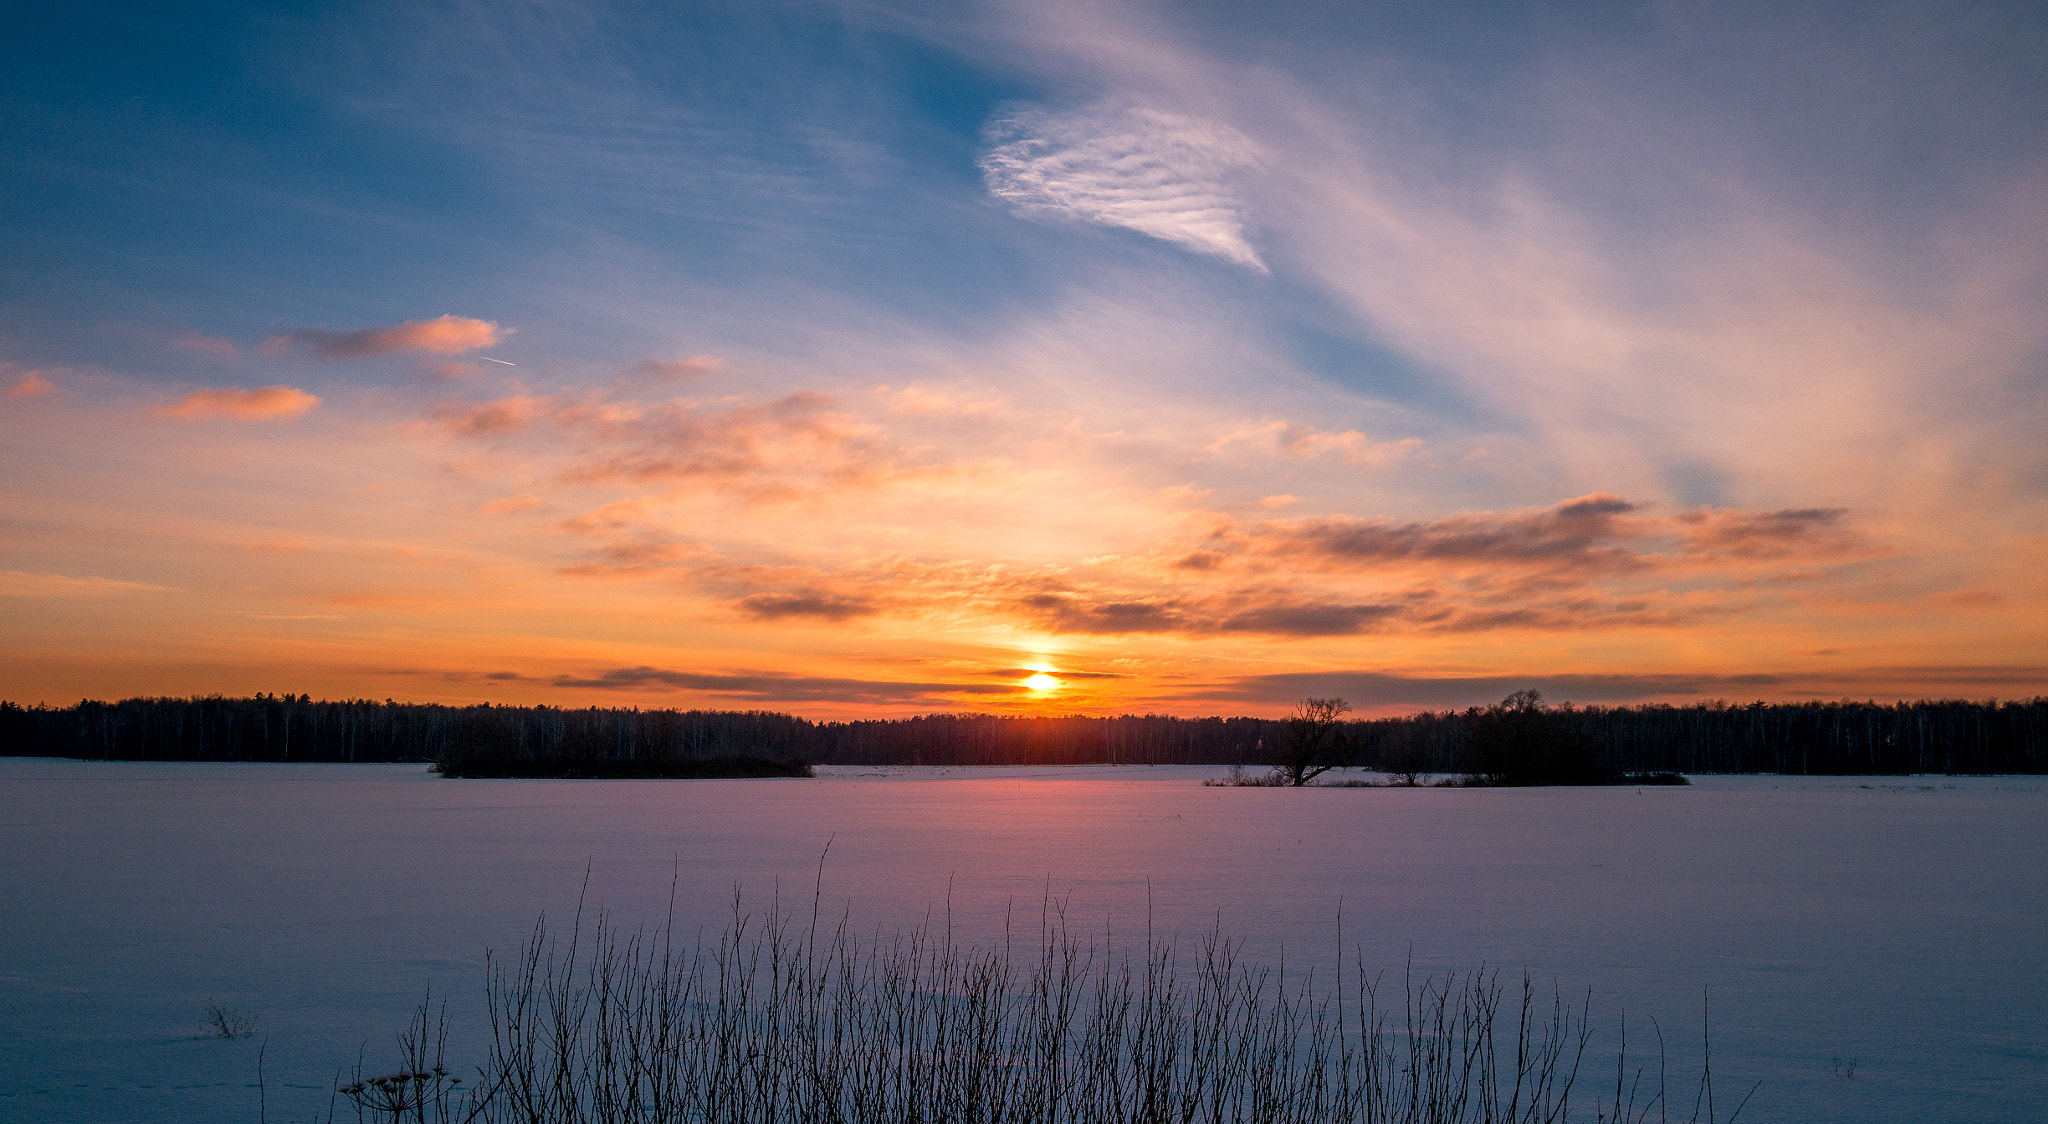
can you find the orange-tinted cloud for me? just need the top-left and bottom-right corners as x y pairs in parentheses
(1207, 420), (1421, 465)
(882, 383), (1005, 418)
(155, 385), (321, 420)
(435, 387), (888, 497)
(527, 487), (1865, 643)
(266, 314), (507, 358)
(1006, 583), (1696, 639)
(434, 395), (541, 436)
(628, 356), (719, 378)
(0, 571), (175, 597)
(7, 373), (56, 398)
(476, 493), (545, 515)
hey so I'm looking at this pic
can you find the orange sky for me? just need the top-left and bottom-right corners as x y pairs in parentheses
(5, 332), (2042, 717)
(4, 2), (2045, 717)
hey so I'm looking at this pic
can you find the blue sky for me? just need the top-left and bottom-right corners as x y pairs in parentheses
(3, 0), (2045, 713)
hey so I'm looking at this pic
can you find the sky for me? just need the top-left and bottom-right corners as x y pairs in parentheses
(2, 0), (2045, 717)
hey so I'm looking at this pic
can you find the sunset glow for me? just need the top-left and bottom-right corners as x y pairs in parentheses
(2, 1), (2044, 717)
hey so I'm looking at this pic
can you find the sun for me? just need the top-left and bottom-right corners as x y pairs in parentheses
(1025, 672), (1060, 691)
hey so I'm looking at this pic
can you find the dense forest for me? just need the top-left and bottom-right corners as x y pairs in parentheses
(3, 692), (2044, 776)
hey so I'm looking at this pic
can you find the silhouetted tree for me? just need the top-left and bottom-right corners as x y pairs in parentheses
(1277, 697), (1352, 786)
(3, 693), (2045, 774)
(1377, 732), (1435, 786)
(1461, 690), (1619, 786)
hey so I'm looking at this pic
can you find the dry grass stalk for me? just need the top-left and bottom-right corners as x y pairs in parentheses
(342, 892), (1750, 1124)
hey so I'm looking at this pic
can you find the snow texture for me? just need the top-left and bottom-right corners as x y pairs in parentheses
(1, 761), (2043, 1122)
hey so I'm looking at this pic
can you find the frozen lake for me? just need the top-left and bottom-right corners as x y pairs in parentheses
(1, 759), (2043, 1122)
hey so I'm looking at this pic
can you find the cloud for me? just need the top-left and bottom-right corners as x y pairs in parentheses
(1016, 589), (1402, 638)
(1009, 584), (1675, 639)
(980, 101), (1266, 271)
(1207, 496), (1867, 585)
(1677, 507), (1854, 559)
(168, 330), (238, 361)
(548, 665), (1015, 704)
(989, 667), (1125, 680)
(476, 493), (545, 515)
(1227, 494), (1653, 572)
(0, 571), (175, 597)
(155, 386), (321, 420)
(1202, 665), (2048, 708)
(882, 383), (1005, 418)
(531, 480), (1868, 642)
(6, 373), (56, 398)
(435, 395), (541, 436)
(1203, 420), (1421, 466)
(628, 356), (719, 379)
(973, 3), (2048, 538)
(437, 387), (887, 495)
(1215, 599), (1401, 636)
(559, 538), (719, 575)
(1020, 593), (1185, 634)
(265, 315), (507, 358)
(737, 591), (880, 621)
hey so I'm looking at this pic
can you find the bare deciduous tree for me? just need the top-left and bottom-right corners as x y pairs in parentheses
(1278, 696), (1352, 786)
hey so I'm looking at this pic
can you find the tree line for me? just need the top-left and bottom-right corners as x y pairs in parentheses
(2, 692), (2043, 776)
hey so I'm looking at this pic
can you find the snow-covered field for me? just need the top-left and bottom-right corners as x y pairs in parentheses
(2, 760), (2042, 1122)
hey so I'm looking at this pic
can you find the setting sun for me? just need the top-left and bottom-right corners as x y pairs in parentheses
(1025, 673), (1060, 691)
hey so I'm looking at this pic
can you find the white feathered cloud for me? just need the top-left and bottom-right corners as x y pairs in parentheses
(980, 102), (1266, 272)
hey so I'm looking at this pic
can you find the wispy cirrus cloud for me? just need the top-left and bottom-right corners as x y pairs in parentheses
(980, 101), (1266, 271)
(0, 571), (175, 597)
(155, 386), (321, 420)
(264, 315), (507, 358)
(971, 4), (2048, 534)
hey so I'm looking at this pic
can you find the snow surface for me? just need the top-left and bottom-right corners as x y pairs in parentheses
(1, 761), (2043, 1122)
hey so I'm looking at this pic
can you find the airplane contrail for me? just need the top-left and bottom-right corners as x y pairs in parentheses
(479, 356), (516, 366)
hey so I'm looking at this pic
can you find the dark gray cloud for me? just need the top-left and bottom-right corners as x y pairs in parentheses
(737, 592), (879, 621)
(549, 666), (1014, 704)
(1678, 507), (1851, 558)
(1020, 594), (1185, 634)
(1020, 591), (1404, 638)
(1248, 493), (1648, 570)
(1214, 601), (1399, 636)
(1199, 665), (2048, 709)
